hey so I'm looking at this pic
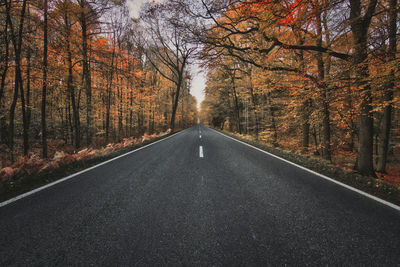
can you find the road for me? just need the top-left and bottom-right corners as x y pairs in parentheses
(1, 125), (399, 266)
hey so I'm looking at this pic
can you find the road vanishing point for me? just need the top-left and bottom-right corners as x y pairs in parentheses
(1, 125), (399, 266)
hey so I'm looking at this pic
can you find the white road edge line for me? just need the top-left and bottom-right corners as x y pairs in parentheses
(0, 129), (187, 208)
(199, 146), (204, 158)
(211, 128), (400, 212)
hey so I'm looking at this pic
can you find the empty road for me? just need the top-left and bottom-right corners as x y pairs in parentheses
(1, 125), (399, 266)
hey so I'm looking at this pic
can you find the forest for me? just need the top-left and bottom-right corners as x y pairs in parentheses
(195, 0), (399, 182)
(0, 0), (197, 179)
(0, 0), (399, 185)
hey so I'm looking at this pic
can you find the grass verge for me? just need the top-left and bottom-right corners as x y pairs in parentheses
(0, 131), (179, 203)
(217, 129), (400, 207)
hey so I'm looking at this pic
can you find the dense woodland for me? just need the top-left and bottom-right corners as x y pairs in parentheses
(193, 0), (399, 179)
(0, 0), (198, 168)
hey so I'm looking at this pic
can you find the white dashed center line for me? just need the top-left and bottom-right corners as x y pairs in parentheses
(199, 146), (204, 158)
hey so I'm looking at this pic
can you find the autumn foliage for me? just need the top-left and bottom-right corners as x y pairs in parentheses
(197, 0), (399, 182)
(0, 130), (170, 182)
(0, 0), (197, 180)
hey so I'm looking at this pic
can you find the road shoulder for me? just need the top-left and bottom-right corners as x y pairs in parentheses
(210, 127), (400, 209)
(0, 130), (184, 206)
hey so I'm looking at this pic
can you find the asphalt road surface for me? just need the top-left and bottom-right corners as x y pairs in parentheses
(1, 125), (399, 266)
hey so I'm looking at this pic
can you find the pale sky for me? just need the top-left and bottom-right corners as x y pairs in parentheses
(126, 0), (151, 18)
(190, 64), (206, 109)
(127, 0), (206, 109)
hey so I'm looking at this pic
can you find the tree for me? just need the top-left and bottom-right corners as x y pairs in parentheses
(42, 0), (49, 158)
(140, 1), (195, 132)
(376, 0), (397, 172)
(0, 0), (198, 167)
(349, 0), (378, 177)
(55, 0), (81, 149)
(194, 0), (399, 177)
(5, 0), (28, 158)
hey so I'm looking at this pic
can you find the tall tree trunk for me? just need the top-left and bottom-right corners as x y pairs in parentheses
(0, 4), (10, 145)
(0, 3), (9, 107)
(230, 72), (241, 134)
(105, 41), (116, 143)
(377, 0), (397, 172)
(170, 55), (188, 132)
(65, 10), (80, 149)
(25, 36), (32, 147)
(266, 92), (278, 146)
(19, 2), (35, 156)
(25, 2), (32, 132)
(19, 66), (28, 156)
(301, 99), (310, 153)
(249, 69), (259, 136)
(350, 0), (377, 177)
(295, 38), (310, 153)
(316, 8), (331, 161)
(170, 76), (182, 132)
(117, 57), (123, 140)
(118, 83), (123, 140)
(79, 0), (92, 146)
(67, 98), (74, 145)
(6, 0), (27, 159)
(129, 51), (135, 136)
(41, 0), (48, 158)
(129, 83), (133, 136)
